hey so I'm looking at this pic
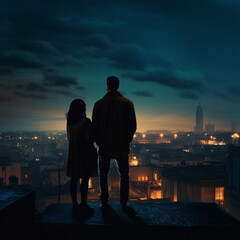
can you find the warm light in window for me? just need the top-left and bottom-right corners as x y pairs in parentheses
(215, 187), (224, 205)
(160, 133), (164, 138)
(174, 134), (178, 139)
(25, 174), (28, 179)
(88, 178), (92, 188)
(142, 134), (146, 138)
(34, 136), (38, 140)
(150, 190), (162, 199)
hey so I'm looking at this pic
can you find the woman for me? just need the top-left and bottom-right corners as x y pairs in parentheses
(66, 99), (97, 216)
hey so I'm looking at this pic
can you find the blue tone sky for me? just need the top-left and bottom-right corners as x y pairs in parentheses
(0, 0), (239, 132)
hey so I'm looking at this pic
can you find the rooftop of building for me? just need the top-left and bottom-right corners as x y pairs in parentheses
(163, 164), (227, 182)
(1, 188), (240, 240)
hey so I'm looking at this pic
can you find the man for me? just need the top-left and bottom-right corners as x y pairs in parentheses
(92, 76), (137, 209)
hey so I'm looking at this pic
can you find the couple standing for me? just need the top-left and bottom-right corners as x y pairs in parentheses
(66, 76), (137, 216)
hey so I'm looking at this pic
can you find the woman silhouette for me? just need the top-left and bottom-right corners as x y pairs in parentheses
(66, 99), (97, 216)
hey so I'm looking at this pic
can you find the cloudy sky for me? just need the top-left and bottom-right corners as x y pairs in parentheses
(0, 0), (239, 132)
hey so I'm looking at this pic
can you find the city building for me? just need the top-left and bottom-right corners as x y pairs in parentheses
(162, 164), (228, 209)
(0, 156), (21, 186)
(194, 103), (203, 132)
(228, 145), (240, 220)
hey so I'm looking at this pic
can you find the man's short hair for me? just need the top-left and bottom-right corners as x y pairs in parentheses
(106, 76), (120, 92)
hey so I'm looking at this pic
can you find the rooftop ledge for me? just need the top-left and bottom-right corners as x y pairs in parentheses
(1, 189), (240, 240)
(35, 201), (240, 240)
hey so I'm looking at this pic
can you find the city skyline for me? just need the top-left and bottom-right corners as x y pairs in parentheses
(0, 1), (240, 131)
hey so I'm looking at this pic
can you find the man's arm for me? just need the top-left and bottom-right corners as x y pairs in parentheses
(92, 103), (101, 146)
(128, 101), (137, 142)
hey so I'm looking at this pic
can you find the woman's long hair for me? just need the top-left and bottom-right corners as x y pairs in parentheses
(66, 99), (86, 126)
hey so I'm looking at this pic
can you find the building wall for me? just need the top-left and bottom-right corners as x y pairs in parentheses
(129, 166), (154, 182)
(0, 162), (21, 186)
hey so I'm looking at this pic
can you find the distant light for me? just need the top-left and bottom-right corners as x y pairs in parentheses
(34, 136), (38, 140)
(142, 134), (146, 138)
(35, 158), (40, 161)
(174, 134), (178, 139)
(130, 157), (138, 166)
(160, 133), (164, 138)
(48, 136), (51, 139)
(133, 134), (137, 138)
(231, 133), (240, 139)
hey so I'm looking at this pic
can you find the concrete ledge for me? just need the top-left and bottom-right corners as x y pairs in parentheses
(0, 188), (35, 238)
(36, 201), (240, 240)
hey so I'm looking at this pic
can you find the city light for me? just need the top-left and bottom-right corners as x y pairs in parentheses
(231, 133), (240, 144)
(130, 156), (138, 166)
(174, 134), (178, 139)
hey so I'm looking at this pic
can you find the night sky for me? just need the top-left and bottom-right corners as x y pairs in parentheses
(0, 0), (239, 132)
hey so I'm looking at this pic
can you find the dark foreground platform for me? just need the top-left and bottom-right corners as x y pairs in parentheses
(35, 202), (240, 240)
(0, 188), (35, 239)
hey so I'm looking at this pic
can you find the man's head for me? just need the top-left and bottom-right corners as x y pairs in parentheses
(106, 76), (120, 92)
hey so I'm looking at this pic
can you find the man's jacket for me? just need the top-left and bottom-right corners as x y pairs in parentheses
(92, 91), (137, 159)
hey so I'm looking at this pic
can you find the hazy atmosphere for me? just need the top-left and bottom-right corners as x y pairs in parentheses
(0, 0), (239, 131)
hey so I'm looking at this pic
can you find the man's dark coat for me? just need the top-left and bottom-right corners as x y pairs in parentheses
(92, 91), (137, 159)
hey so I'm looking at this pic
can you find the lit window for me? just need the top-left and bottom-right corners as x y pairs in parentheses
(88, 178), (92, 188)
(215, 187), (224, 205)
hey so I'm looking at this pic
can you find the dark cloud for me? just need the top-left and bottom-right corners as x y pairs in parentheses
(14, 80), (83, 99)
(227, 86), (240, 98)
(86, 33), (112, 49)
(178, 92), (199, 100)
(76, 86), (85, 90)
(25, 82), (49, 92)
(16, 40), (59, 55)
(108, 45), (147, 70)
(0, 95), (10, 102)
(124, 70), (205, 92)
(132, 90), (153, 97)
(0, 68), (14, 76)
(212, 91), (231, 102)
(14, 91), (48, 100)
(54, 89), (80, 98)
(0, 53), (45, 69)
(42, 71), (78, 87)
(55, 55), (83, 67)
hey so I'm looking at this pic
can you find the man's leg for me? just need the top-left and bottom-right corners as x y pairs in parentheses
(116, 155), (129, 207)
(99, 156), (111, 204)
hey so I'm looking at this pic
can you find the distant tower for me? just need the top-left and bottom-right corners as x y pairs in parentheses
(194, 103), (203, 132)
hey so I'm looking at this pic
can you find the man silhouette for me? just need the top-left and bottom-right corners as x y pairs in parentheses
(92, 76), (137, 209)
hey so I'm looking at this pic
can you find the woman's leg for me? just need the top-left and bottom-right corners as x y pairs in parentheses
(70, 177), (79, 206)
(80, 176), (89, 205)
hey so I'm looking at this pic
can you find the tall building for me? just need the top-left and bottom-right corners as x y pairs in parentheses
(194, 103), (203, 132)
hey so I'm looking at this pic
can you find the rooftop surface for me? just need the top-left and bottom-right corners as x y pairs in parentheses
(163, 164), (227, 181)
(35, 201), (240, 240)
(36, 201), (237, 227)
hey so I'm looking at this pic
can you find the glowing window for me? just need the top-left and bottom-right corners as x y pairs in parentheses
(215, 187), (224, 205)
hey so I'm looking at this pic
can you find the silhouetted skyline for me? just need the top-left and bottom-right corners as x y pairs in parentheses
(0, 0), (239, 131)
